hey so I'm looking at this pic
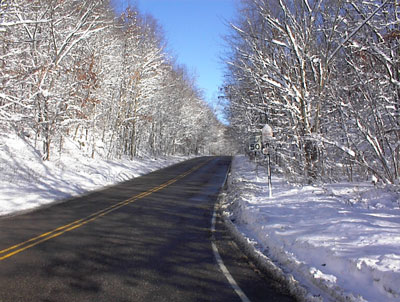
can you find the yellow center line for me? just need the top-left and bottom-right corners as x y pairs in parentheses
(0, 159), (210, 261)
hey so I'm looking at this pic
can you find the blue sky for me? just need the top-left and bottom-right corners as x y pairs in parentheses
(111, 0), (238, 117)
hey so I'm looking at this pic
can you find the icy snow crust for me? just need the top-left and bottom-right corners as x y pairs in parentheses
(0, 133), (190, 217)
(223, 155), (400, 302)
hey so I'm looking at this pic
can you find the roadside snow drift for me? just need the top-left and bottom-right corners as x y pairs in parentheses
(224, 155), (400, 302)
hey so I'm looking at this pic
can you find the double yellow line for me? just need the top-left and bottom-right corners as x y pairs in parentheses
(0, 160), (208, 261)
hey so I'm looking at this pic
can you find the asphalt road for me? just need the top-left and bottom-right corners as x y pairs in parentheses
(0, 156), (296, 302)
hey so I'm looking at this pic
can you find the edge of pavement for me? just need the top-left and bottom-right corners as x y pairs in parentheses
(215, 159), (319, 302)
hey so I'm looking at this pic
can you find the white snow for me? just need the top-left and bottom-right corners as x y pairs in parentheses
(0, 132), (190, 217)
(2, 132), (400, 302)
(224, 155), (400, 302)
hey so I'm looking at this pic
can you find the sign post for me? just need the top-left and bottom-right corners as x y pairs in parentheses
(261, 124), (273, 198)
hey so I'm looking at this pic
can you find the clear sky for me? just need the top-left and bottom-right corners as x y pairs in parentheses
(111, 0), (238, 118)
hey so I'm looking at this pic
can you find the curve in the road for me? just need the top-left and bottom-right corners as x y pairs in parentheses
(0, 159), (210, 261)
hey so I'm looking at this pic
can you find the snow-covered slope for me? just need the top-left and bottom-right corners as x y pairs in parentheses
(0, 133), (190, 217)
(224, 155), (400, 302)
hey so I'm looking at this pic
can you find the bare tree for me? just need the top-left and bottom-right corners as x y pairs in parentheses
(1, 1), (230, 161)
(224, 0), (400, 184)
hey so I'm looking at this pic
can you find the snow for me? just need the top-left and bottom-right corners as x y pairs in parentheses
(2, 132), (400, 302)
(223, 155), (400, 302)
(0, 132), (190, 217)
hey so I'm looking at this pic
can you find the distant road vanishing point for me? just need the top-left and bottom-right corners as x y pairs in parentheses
(0, 156), (295, 302)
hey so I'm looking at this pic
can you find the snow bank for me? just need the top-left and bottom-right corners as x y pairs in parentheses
(0, 132), (190, 217)
(223, 155), (400, 302)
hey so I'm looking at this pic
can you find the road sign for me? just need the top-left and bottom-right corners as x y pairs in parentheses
(262, 124), (273, 143)
(249, 135), (262, 151)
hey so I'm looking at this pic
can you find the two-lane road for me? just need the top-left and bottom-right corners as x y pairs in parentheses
(0, 157), (296, 302)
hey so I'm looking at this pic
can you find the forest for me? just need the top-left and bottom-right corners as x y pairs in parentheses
(0, 0), (234, 161)
(223, 0), (400, 184)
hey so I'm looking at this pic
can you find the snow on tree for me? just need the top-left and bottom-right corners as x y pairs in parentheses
(1, 1), (232, 161)
(223, 0), (400, 184)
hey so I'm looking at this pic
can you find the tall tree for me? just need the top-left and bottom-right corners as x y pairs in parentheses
(223, 0), (399, 183)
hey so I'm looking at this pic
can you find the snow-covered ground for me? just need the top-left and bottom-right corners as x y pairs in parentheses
(2, 132), (400, 301)
(223, 155), (400, 302)
(0, 132), (190, 217)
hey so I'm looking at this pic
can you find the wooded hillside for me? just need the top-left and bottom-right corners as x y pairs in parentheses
(0, 0), (236, 160)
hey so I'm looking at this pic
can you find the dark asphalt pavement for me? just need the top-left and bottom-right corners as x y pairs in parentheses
(0, 156), (296, 302)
